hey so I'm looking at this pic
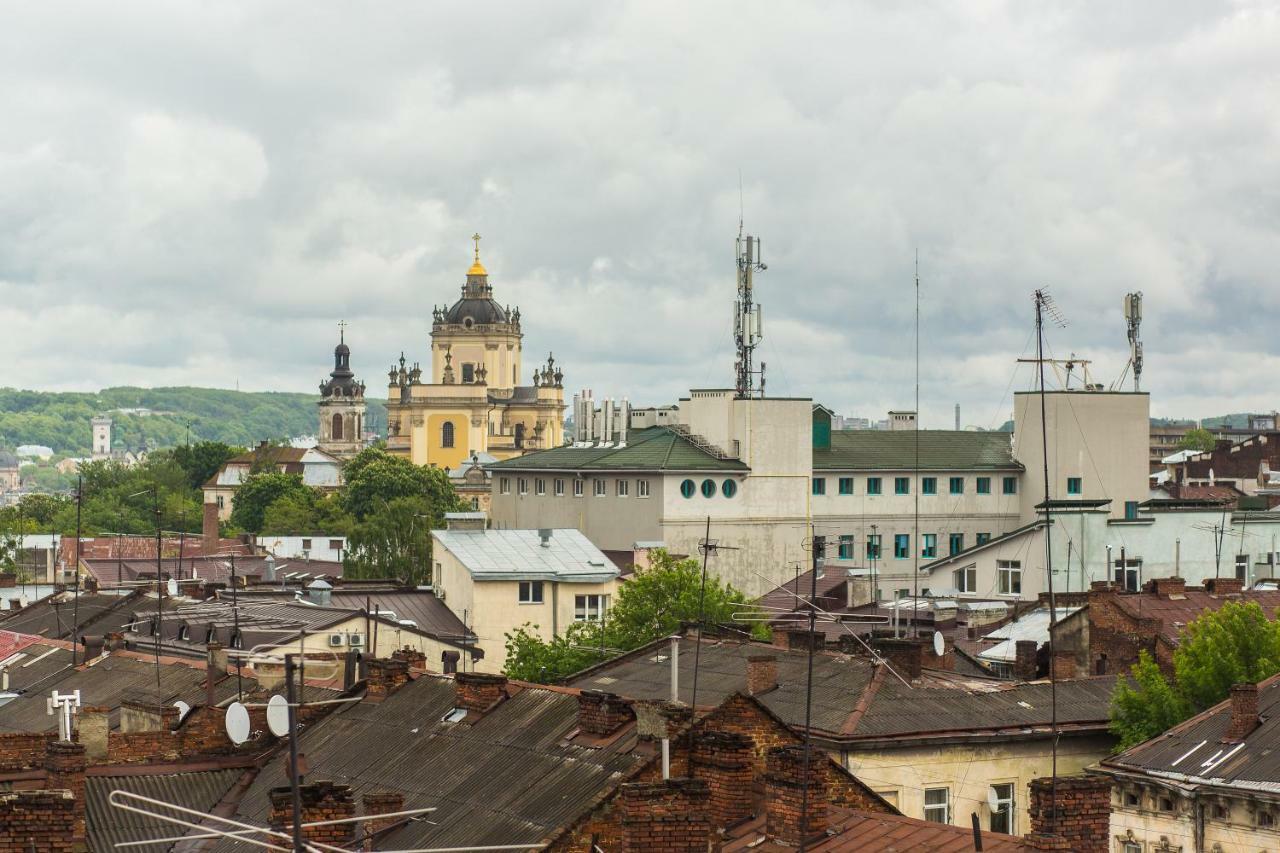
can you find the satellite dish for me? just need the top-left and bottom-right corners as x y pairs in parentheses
(166, 578), (178, 597)
(932, 631), (945, 657)
(987, 786), (1002, 812)
(224, 701), (250, 745)
(266, 694), (291, 737)
(173, 700), (190, 721)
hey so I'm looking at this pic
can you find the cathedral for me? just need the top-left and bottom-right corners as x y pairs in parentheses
(384, 235), (566, 468)
(317, 325), (367, 459)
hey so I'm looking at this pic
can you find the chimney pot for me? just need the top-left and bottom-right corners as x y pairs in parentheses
(747, 655), (778, 696)
(270, 782), (355, 846)
(1226, 682), (1260, 741)
(577, 690), (633, 736)
(1152, 576), (1186, 597)
(454, 671), (507, 713)
(1026, 775), (1111, 853)
(1205, 577), (1244, 595)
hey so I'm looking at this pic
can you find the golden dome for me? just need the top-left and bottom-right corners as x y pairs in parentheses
(467, 232), (487, 276)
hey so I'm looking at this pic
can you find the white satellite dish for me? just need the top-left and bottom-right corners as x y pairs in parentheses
(173, 700), (191, 722)
(266, 694), (291, 738)
(932, 630), (945, 657)
(166, 578), (178, 597)
(224, 701), (250, 745)
(987, 786), (1002, 812)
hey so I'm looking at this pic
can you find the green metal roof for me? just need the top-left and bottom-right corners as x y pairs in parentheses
(812, 430), (1021, 472)
(487, 426), (749, 472)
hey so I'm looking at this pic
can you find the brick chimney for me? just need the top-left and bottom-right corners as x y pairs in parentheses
(1051, 649), (1078, 681)
(44, 740), (86, 843)
(362, 791), (405, 852)
(1225, 683), (1260, 741)
(454, 671), (507, 713)
(207, 641), (227, 678)
(1025, 775), (1111, 853)
(577, 690), (633, 736)
(202, 502), (220, 554)
(269, 781), (356, 847)
(765, 745), (829, 845)
(619, 779), (711, 853)
(691, 730), (754, 828)
(0, 790), (77, 852)
(364, 658), (410, 702)
(1152, 576), (1186, 597)
(872, 637), (926, 681)
(747, 655), (778, 696)
(1014, 640), (1039, 680)
(120, 695), (180, 733)
(634, 700), (693, 743)
(391, 646), (427, 672)
(76, 706), (110, 762)
(1205, 577), (1244, 596)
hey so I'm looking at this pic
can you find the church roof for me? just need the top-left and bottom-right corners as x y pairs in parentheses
(443, 297), (508, 326)
(487, 426), (748, 473)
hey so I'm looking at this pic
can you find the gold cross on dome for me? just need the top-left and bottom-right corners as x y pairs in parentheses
(337, 319), (347, 342)
(472, 232), (482, 261)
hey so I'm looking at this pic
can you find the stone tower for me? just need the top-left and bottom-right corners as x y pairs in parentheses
(317, 326), (367, 460)
(91, 416), (113, 461)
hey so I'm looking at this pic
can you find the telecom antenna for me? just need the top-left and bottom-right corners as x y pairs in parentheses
(1124, 291), (1143, 391)
(734, 223), (767, 398)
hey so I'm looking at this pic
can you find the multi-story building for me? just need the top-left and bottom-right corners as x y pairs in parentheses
(383, 236), (566, 469)
(316, 327), (367, 460)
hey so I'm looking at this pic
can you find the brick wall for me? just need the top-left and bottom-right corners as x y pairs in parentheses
(619, 780), (710, 852)
(365, 657), (411, 701)
(765, 745), (828, 845)
(1027, 775), (1111, 853)
(362, 792), (405, 852)
(454, 671), (506, 712)
(577, 690), (634, 736)
(1087, 587), (1160, 676)
(44, 740), (86, 843)
(269, 781), (356, 847)
(0, 790), (77, 852)
(690, 730), (754, 827)
(0, 732), (56, 772)
(747, 655), (777, 695)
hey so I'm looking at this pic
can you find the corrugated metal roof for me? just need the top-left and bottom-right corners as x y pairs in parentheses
(432, 528), (619, 583)
(488, 426), (748, 472)
(723, 806), (1031, 851)
(234, 589), (472, 640)
(977, 607), (1082, 663)
(85, 769), (247, 853)
(814, 430), (1021, 472)
(0, 593), (134, 639)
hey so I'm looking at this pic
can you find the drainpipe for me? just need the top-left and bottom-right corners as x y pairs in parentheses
(551, 582), (559, 636)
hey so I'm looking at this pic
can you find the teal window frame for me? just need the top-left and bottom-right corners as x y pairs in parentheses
(949, 477), (964, 495)
(867, 477), (882, 496)
(1124, 500), (1138, 520)
(722, 479), (737, 499)
(976, 532), (990, 545)
(1067, 477), (1082, 495)
(895, 477), (910, 495)
(976, 477), (991, 494)
(949, 532), (964, 555)
(838, 477), (854, 495)
(894, 534), (910, 559)
(866, 535), (881, 560)
(1002, 476), (1017, 495)
(922, 533), (937, 559)
(812, 477), (826, 496)
(701, 478), (717, 498)
(922, 477), (937, 495)
(680, 479), (696, 499)
(838, 535), (854, 560)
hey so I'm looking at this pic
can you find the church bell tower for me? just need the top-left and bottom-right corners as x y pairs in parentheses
(318, 323), (367, 459)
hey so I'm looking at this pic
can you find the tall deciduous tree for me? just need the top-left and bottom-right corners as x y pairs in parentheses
(230, 472), (311, 534)
(1177, 428), (1217, 453)
(343, 496), (435, 585)
(171, 441), (243, 490)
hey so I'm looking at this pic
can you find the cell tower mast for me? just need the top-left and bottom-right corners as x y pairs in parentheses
(1125, 292), (1143, 392)
(734, 225), (767, 398)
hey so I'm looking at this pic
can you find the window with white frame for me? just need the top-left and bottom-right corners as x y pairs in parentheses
(574, 594), (609, 621)
(518, 581), (544, 604)
(617, 479), (629, 497)
(499, 477), (511, 495)
(535, 478), (545, 496)
(637, 479), (650, 498)
(554, 478), (565, 497)
(989, 783), (1014, 834)
(924, 787), (949, 824)
(593, 478), (606, 497)
(517, 477), (528, 495)
(998, 560), (1022, 595)
(573, 479), (584, 497)
(1114, 557), (1142, 592)
(953, 566), (977, 593)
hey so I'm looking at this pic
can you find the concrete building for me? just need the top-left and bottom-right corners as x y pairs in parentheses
(202, 442), (342, 521)
(315, 327), (367, 460)
(0, 451), (19, 495)
(431, 514), (621, 672)
(383, 236), (567, 468)
(254, 534), (347, 563)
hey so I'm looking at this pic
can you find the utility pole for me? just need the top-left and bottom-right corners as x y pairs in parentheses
(71, 475), (82, 666)
(285, 654), (305, 853)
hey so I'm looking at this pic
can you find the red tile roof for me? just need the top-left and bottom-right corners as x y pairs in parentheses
(1108, 588), (1280, 646)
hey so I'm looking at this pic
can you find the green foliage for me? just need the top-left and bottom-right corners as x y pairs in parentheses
(1109, 602), (1280, 750)
(229, 472), (311, 535)
(339, 446), (467, 521)
(261, 492), (353, 537)
(1177, 428), (1217, 453)
(501, 549), (753, 681)
(0, 386), (387, 455)
(344, 496), (435, 585)
(171, 441), (243, 490)
(503, 622), (612, 682)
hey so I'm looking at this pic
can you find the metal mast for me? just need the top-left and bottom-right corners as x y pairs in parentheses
(734, 224), (767, 398)
(1125, 292), (1143, 392)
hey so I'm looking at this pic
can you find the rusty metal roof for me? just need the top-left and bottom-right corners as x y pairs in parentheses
(723, 805), (1031, 851)
(1106, 587), (1280, 647)
(0, 592), (135, 639)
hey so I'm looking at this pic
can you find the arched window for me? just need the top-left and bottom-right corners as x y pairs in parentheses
(442, 421), (455, 448)
(332, 412), (344, 440)
(722, 479), (738, 498)
(701, 479), (717, 498)
(680, 479), (696, 499)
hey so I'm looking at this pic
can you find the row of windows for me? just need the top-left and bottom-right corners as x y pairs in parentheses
(918, 783), (1015, 833)
(517, 582), (609, 621)
(835, 532), (993, 561)
(679, 478), (738, 499)
(499, 477), (652, 498)
(950, 560), (1023, 595)
(813, 475), (1019, 496)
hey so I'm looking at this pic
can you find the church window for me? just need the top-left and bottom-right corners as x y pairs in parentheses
(332, 413), (344, 440)
(442, 421), (455, 448)
(462, 363), (475, 383)
(721, 479), (737, 498)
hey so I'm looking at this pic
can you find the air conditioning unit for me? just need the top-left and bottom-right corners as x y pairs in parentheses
(328, 633), (344, 647)
(348, 634), (365, 648)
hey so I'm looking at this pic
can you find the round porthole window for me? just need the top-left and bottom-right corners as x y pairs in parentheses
(722, 479), (737, 498)
(680, 479), (696, 498)
(463, 317), (474, 329)
(701, 479), (716, 498)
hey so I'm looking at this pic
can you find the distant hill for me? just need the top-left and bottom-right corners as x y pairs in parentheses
(0, 386), (387, 455)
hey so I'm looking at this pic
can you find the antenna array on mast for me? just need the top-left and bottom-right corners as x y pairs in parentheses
(734, 224), (767, 398)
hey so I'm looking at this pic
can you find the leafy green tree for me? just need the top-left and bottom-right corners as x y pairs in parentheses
(171, 441), (243, 490)
(503, 621), (612, 682)
(1177, 428), (1217, 453)
(1110, 602), (1280, 750)
(230, 472), (311, 534)
(343, 496), (435, 584)
(261, 491), (354, 536)
(339, 446), (467, 522)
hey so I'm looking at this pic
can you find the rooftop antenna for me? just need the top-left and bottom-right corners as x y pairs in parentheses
(734, 203), (767, 399)
(912, 251), (920, 635)
(1034, 287), (1066, 834)
(1117, 292), (1143, 392)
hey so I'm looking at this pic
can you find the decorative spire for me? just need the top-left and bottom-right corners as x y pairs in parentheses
(467, 232), (487, 277)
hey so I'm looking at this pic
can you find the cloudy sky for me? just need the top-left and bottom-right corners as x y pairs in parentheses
(2, 1), (1277, 427)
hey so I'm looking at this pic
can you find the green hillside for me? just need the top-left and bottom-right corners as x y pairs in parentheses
(0, 386), (387, 455)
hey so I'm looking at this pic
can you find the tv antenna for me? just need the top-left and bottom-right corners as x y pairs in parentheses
(734, 220), (767, 399)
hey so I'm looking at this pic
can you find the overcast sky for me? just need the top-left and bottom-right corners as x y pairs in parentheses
(2, 2), (1277, 427)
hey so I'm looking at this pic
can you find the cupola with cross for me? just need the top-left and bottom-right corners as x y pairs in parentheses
(317, 321), (367, 459)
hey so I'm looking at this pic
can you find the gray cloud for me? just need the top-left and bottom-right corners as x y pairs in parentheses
(1, 1), (1277, 428)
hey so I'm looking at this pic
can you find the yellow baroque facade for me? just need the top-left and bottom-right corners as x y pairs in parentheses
(384, 236), (566, 468)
